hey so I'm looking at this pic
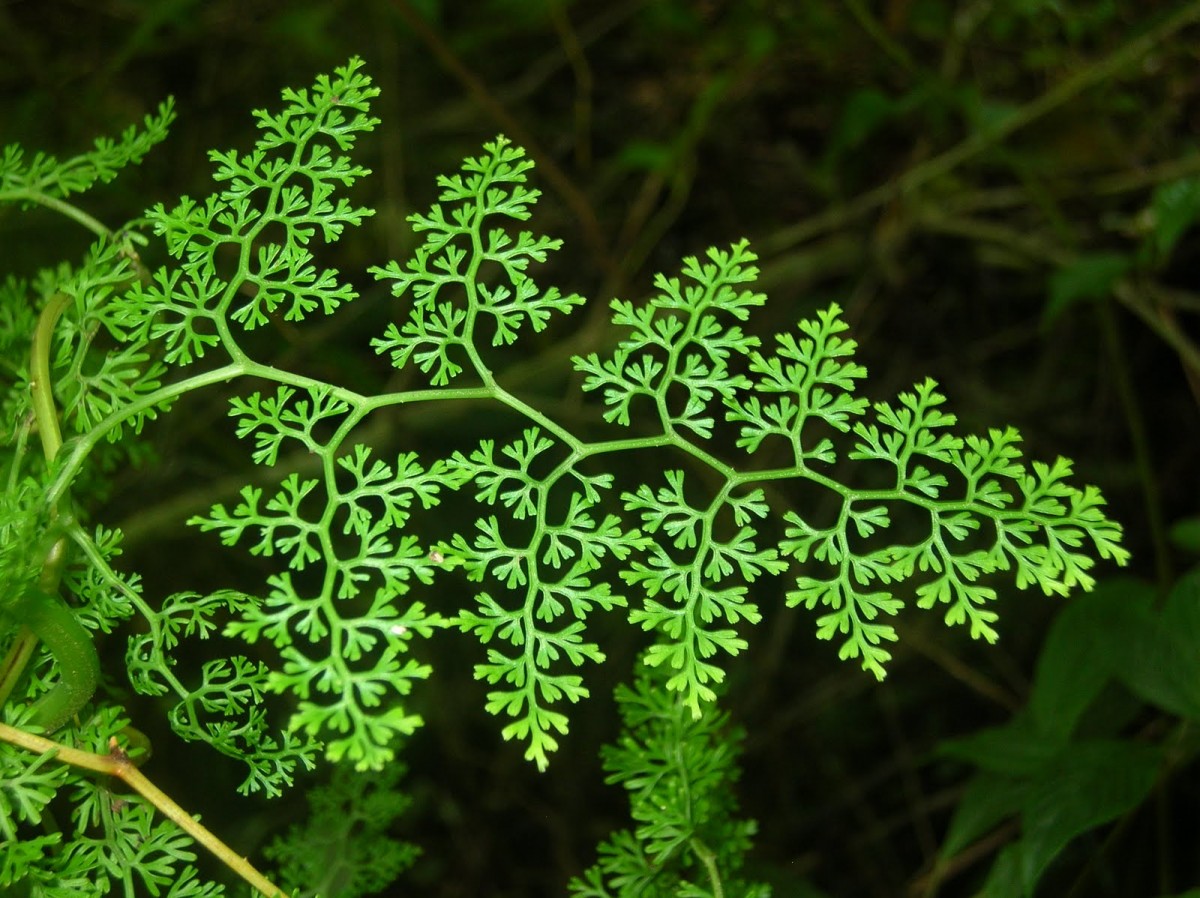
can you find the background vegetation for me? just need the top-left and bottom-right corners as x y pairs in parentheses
(2, 1), (1198, 895)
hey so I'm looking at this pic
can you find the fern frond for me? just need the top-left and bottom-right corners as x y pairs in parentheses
(0, 101), (175, 204)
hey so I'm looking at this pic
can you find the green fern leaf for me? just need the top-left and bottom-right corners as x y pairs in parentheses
(111, 58), (377, 364)
(0, 100), (174, 204)
(370, 136), (583, 382)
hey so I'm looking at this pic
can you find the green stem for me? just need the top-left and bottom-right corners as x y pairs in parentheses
(0, 632), (38, 710)
(45, 362), (245, 508)
(10, 588), (100, 732)
(1114, 281), (1200, 376)
(690, 837), (724, 898)
(0, 190), (112, 241)
(0, 292), (100, 731)
(30, 293), (72, 462)
(842, 0), (918, 75)
(1098, 302), (1172, 590)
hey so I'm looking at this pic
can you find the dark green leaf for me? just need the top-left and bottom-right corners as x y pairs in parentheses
(1016, 739), (1161, 891)
(1029, 577), (1156, 740)
(1043, 252), (1129, 325)
(1143, 177), (1200, 265)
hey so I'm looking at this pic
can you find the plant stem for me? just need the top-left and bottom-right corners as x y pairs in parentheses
(842, 0), (918, 76)
(14, 588), (100, 731)
(690, 837), (725, 898)
(0, 190), (112, 241)
(44, 362), (245, 508)
(1114, 281), (1200, 377)
(1098, 302), (1172, 590)
(4, 291), (101, 732)
(30, 293), (72, 462)
(0, 721), (290, 898)
(0, 633), (37, 710)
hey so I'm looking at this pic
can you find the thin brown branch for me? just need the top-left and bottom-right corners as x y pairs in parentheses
(762, 0), (1200, 257)
(391, 0), (613, 276)
(0, 722), (289, 898)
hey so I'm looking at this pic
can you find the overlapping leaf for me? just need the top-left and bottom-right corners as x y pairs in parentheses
(192, 437), (456, 769)
(3, 707), (226, 898)
(444, 429), (647, 769)
(622, 474), (785, 714)
(569, 663), (769, 898)
(124, 589), (316, 796)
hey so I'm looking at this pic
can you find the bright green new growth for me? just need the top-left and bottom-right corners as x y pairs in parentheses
(579, 253), (1125, 690)
(2, 58), (1126, 793)
(364, 153), (1128, 772)
(0, 55), (1136, 898)
(357, 129), (1127, 771)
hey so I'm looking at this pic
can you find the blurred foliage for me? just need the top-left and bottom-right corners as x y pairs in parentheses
(3, 0), (1199, 895)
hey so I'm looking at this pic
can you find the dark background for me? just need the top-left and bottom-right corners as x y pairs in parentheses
(3, 1), (1199, 896)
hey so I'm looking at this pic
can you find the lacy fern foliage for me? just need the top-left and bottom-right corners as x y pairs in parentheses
(570, 663), (769, 898)
(0, 101), (174, 205)
(365, 144), (1127, 769)
(1, 57), (1130, 898)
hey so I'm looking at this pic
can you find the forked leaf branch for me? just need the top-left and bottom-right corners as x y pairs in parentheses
(0, 56), (1129, 896)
